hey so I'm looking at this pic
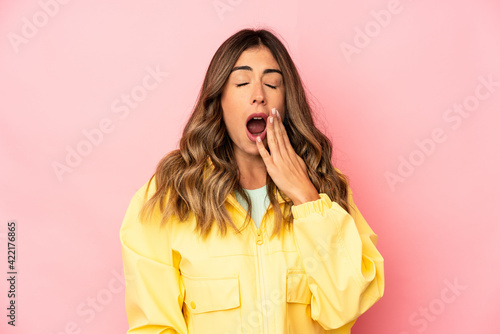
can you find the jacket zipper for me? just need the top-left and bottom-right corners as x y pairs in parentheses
(256, 227), (269, 334)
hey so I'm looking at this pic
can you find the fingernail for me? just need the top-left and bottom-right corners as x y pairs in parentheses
(270, 116), (273, 124)
(257, 136), (262, 142)
(272, 108), (276, 115)
(277, 110), (280, 118)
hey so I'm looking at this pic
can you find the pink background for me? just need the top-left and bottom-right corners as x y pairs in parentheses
(1, 0), (499, 333)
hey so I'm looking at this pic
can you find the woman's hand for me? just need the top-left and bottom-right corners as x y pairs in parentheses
(256, 108), (320, 205)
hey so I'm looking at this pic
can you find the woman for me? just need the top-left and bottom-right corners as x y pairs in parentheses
(120, 28), (384, 334)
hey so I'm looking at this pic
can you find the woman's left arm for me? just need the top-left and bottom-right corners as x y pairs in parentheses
(256, 109), (384, 329)
(291, 188), (384, 330)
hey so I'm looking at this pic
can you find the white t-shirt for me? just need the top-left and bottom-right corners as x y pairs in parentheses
(234, 184), (270, 228)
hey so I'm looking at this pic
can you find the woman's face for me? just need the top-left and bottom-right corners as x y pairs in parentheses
(221, 46), (285, 160)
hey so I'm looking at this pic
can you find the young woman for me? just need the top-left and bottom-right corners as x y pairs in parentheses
(120, 28), (384, 334)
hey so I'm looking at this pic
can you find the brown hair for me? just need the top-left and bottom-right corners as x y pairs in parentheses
(140, 28), (350, 238)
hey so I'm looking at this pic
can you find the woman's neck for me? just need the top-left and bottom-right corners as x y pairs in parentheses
(235, 153), (267, 190)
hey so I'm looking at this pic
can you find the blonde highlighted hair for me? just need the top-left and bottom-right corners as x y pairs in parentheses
(140, 28), (350, 238)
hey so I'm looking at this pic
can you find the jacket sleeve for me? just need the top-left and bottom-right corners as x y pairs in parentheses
(120, 187), (188, 333)
(291, 186), (384, 330)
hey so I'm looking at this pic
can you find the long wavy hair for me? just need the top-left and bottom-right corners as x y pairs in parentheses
(140, 28), (351, 238)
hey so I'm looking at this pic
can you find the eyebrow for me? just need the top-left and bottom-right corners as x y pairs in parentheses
(230, 65), (283, 76)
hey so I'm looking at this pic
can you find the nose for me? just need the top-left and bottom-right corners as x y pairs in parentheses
(251, 84), (266, 105)
(253, 96), (264, 104)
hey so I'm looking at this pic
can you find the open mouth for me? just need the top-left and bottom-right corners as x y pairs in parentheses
(246, 113), (267, 142)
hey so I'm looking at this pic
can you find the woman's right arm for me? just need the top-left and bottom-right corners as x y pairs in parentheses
(120, 187), (187, 333)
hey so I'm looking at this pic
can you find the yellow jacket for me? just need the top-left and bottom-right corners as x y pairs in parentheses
(120, 173), (384, 333)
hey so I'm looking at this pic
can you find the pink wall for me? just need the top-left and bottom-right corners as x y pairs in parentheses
(1, 0), (499, 333)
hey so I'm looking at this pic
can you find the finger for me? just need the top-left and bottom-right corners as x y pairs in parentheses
(273, 109), (288, 158)
(266, 113), (282, 159)
(256, 135), (272, 166)
(277, 110), (296, 158)
(276, 110), (301, 169)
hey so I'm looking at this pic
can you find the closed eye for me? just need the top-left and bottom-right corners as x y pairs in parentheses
(236, 83), (277, 89)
